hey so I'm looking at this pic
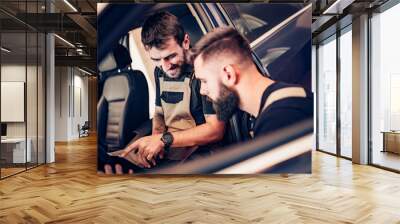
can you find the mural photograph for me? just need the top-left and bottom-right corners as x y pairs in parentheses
(97, 3), (313, 174)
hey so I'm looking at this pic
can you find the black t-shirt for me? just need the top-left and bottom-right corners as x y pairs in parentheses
(253, 82), (313, 173)
(154, 64), (215, 125)
(254, 82), (313, 137)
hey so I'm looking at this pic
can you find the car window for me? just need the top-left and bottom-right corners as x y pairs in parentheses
(177, 9), (204, 46)
(222, 3), (312, 90)
(220, 3), (302, 43)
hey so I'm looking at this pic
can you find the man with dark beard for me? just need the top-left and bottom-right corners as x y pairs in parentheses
(119, 11), (226, 170)
(189, 27), (313, 173)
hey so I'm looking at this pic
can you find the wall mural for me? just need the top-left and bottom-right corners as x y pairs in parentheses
(97, 3), (313, 174)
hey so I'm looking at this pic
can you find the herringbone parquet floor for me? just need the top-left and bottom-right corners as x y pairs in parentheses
(1, 135), (400, 223)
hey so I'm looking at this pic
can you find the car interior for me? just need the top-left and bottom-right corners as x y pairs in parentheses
(97, 3), (312, 173)
(97, 4), (255, 172)
(97, 44), (150, 172)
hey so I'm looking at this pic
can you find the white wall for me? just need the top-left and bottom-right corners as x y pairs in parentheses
(1, 63), (45, 163)
(72, 72), (89, 138)
(1, 65), (26, 130)
(1, 64), (32, 138)
(1, 82), (25, 122)
(55, 66), (69, 141)
(54, 66), (89, 141)
(1, 64), (26, 81)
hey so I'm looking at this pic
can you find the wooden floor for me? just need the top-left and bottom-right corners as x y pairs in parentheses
(1, 167), (26, 178)
(1, 135), (400, 223)
(1, 163), (44, 178)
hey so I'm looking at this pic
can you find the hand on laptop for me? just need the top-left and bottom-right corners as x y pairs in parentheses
(108, 149), (153, 169)
(120, 135), (163, 167)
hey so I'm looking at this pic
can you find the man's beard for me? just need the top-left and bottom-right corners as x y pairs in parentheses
(213, 85), (239, 122)
(164, 50), (187, 78)
(165, 64), (182, 78)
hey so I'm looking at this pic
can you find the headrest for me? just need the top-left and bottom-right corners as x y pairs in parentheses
(113, 44), (132, 69)
(98, 53), (117, 72)
(98, 44), (132, 72)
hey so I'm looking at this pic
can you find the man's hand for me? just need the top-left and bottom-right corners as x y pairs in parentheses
(109, 149), (151, 168)
(121, 149), (152, 168)
(120, 134), (165, 168)
(97, 164), (133, 175)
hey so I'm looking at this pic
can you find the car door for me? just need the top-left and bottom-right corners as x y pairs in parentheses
(212, 3), (313, 91)
(189, 3), (254, 143)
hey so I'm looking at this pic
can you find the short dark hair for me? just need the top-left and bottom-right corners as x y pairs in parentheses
(189, 27), (253, 65)
(141, 11), (185, 50)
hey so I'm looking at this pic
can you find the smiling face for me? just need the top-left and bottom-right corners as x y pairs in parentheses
(148, 36), (189, 79)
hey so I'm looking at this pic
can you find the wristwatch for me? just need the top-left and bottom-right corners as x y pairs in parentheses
(161, 131), (174, 149)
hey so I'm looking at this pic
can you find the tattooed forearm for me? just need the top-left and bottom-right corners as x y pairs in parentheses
(152, 107), (166, 135)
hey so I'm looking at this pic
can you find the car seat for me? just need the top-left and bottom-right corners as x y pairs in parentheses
(97, 44), (150, 173)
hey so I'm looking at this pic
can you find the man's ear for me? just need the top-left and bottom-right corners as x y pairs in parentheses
(182, 33), (190, 50)
(221, 64), (238, 87)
